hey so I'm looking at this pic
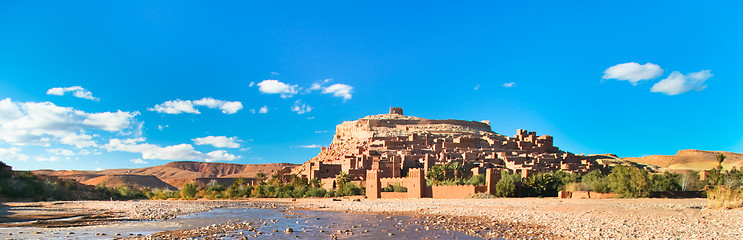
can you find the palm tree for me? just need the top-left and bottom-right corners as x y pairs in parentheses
(716, 154), (726, 170)
(256, 172), (266, 184)
(451, 162), (460, 180)
(309, 177), (322, 188)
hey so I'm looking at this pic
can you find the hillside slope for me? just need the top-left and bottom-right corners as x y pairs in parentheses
(82, 175), (176, 190)
(622, 150), (743, 170)
(33, 161), (298, 189)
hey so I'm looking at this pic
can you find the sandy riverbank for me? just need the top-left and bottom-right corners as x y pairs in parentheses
(0, 200), (277, 228)
(290, 198), (743, 239)
(2, 198), (742, 239)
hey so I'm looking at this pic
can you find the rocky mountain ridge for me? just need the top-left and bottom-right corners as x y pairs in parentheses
(33, 161), (298, 190)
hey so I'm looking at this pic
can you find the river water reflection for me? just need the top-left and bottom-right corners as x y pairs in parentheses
(0, 207), (483, 239)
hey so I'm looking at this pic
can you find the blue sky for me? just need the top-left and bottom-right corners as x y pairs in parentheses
(0, 1), (741, 170)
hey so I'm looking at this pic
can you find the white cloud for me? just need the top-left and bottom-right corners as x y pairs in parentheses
(310, 79), (353, 101)
(59, 133), (96, 148)
(296, 144), (322, 148)
(158, 125), (168, 131)
(248, 82), (255, 87)
(651, 70), (712, 95)
(315, 130), (328, 134)
(0, 98), (140, 148)
(502, 82), (516, 88)
(474, 85), (480, 91)
(259, 105), (268, 114)
(148, 99), (199, 114)
(311, 79), (332, 90)
(46, 86), (100, 101)
(36, 155), (60, 162)
(104, 138), (240, 162)
(84, 111), (141, 131)
(0, 147), (30, 161)
(193, 136), (241, 148)
(291, 100), (312, 114)
(131, 158), (148, 164)
(603, 62), (663, 85)
(104, 138), (200, 160)
(205, 150), (239, 162)
(257, 80), (298, 98)
(47, 148), (75, 156)
(193, 98), (243, 114)
(322, 84), (353, 101)
(149, 98), (243, 114)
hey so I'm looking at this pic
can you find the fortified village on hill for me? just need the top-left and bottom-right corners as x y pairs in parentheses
(290, 108), (612, 199)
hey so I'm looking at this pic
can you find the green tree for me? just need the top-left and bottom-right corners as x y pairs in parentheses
(256, 172), (267, 184)
(552, 171), (581, 191)
(679, 170), (705, 191)
(607, 165), (651, 198)
(425, 162), (470, 186)
(465, 174), (486, 186)
(309, 178), (322, 188)
(495, 170), (521, 197)
(716, 154), (726, 170)
(0, 161), (12, 179)
(650, 172), (682, 192)
(335, 172), (362, 196)
(180, 182), (198, 199)
(581, 170), (610, 193)
(523, 172), (559, 197)
(269, 172), (283, 187)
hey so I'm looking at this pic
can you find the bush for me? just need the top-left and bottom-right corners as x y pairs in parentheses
(381, 183), (408, 192)
(707, 185), (743, 209)
(563, 182), (586, 192)
(607, 165), (651, 198)
(466, 174), (486, 186)
(306, 187), (327, 197)
(151, 188), (179, 200)
(651, 172), (682, 192)
(495, 170), (520, 197)
(425, 162), (470, 186)
(180, 182), (198, 199)
(523, 172), (560, 197)
(467, 192), (496, 198)
(581, 170), (610, 193)
(680, 170), (705, 191)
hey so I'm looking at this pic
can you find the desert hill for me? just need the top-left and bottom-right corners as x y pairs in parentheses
(33, 161), (298, 190)
(584, 154), (661, 172)
(622, 150), (743, 171)
(82, 175), (176, 190)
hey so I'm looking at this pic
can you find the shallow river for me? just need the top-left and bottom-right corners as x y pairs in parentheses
(0, 207), (482, 239)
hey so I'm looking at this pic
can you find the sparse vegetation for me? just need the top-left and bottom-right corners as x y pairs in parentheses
(704, 155), (743, 209)
(488, 165), (714, 199)
(426, 162), (488, 186)
(381, 183), (408, 192)
(0, 161), (149, 201)
(495, 170), (521, 197)
(707, 185), (743, 209)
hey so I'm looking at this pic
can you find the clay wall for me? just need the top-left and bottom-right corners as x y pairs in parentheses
(365, 170), (381, 199)
(431, 185), (486, 198)
(380, 192), (408, 198)
(320, 178), (336, 190)
(379, 177), (408, 188)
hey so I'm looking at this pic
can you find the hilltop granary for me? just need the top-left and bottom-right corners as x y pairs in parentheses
(292, 108), (606, 199)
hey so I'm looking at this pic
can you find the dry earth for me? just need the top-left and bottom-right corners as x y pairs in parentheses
(291, 198), (743, 239)
(3, 198), (742, 239)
